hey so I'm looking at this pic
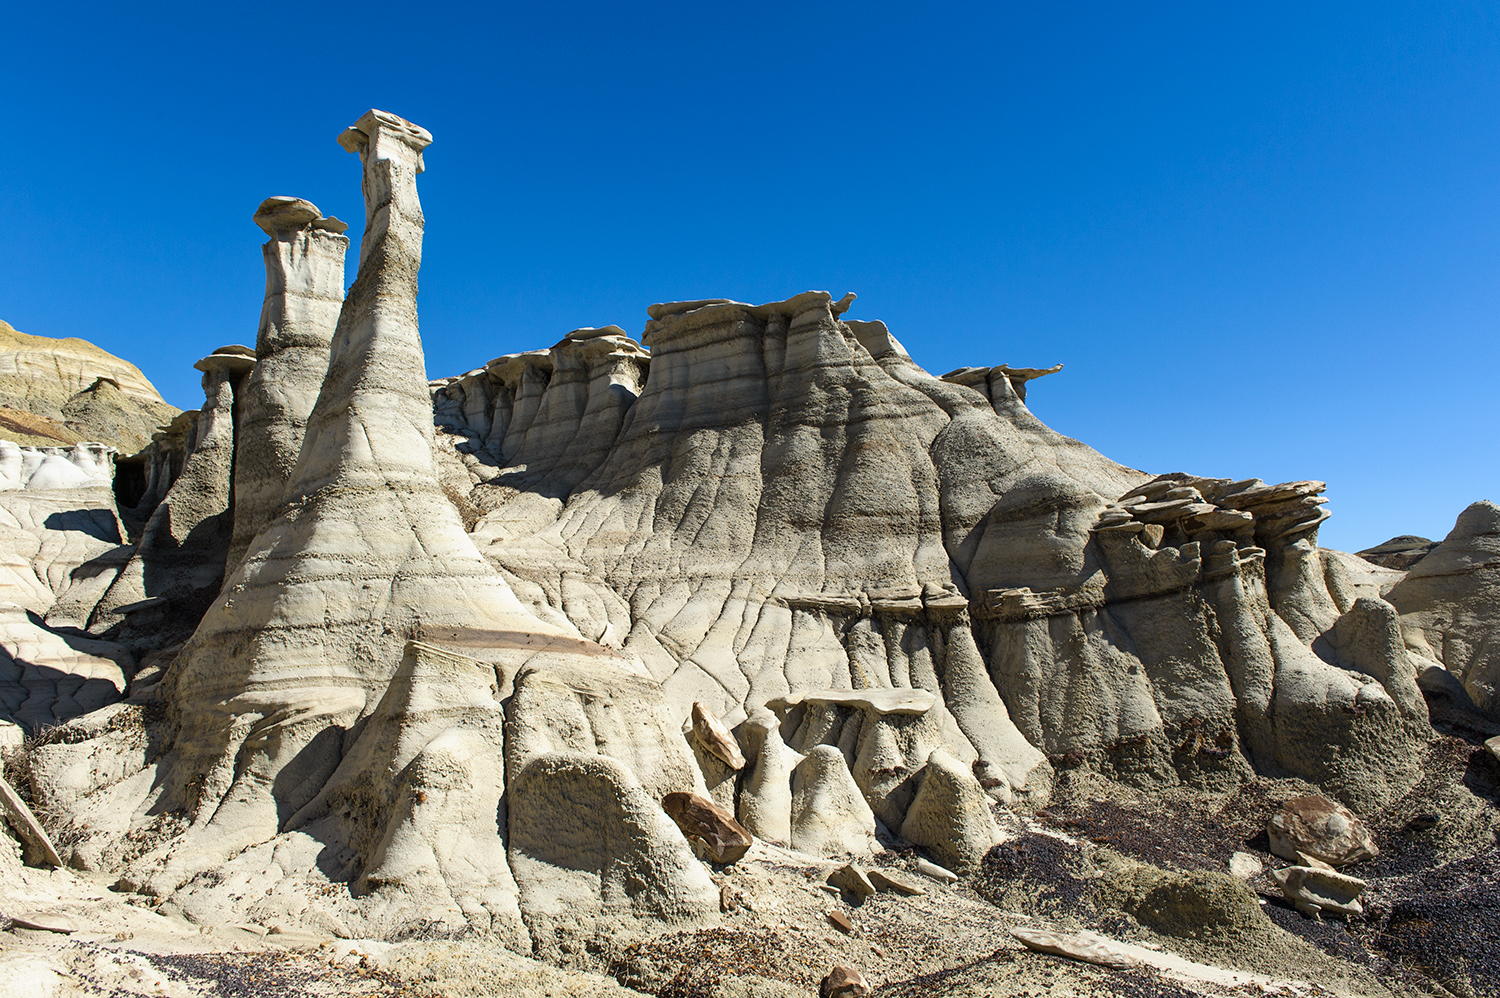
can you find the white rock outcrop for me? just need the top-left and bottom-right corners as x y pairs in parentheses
(224, 196), (349, 575)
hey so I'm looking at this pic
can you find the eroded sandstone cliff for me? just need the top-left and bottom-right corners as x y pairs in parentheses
(0, 109), (1490, 977)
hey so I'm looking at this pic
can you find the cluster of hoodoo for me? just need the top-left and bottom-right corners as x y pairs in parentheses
(0, 107), (1491, 960)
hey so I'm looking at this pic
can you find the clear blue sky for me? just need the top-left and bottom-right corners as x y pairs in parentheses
(3, 2), (1496, 551)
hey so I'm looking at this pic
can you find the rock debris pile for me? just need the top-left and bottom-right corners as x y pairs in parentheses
(0, 108), (1496, 997)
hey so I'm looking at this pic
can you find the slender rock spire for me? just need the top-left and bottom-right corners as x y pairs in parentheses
(145, 110), (568, 898)
(223, 197), (348, 574)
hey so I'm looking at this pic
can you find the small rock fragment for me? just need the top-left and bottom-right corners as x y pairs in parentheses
(663, 791), (753, 864)
(1228, 851), (1262, 879)
(1486, 735), (1500, 764)
(9, 912), (79, 934)
(820, 965), (871, 997)
(1270, 865), (1367, 917)
(868, 868), (927, 896)
(692, 702), (746, 770)
(915, 857), (959, 883)
(827, 910), (854, 934)
(1267, 795), (1377, 867)
(827, 863), (877, 898)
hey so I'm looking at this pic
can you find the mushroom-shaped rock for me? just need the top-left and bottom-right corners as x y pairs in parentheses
(663, 791), (753, 864)
(791, 745), (878, 858)
(193, 347), (257, 377)
(691, 701), (745, 770)
(1267, 795), (1377, 867)
(91, 345), (254, 645)
(253, 196), (324, 236)
(900, 749), (1007, 872)
(227, 194), (351, 574)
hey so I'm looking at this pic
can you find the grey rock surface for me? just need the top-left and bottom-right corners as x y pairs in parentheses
(1386, 500), (1500, 715)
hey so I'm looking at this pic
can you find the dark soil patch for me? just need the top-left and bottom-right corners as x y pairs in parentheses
(873, 947), (1205, 998)
(1356, 847), (1500, 998)
(142, 951), (398, 997)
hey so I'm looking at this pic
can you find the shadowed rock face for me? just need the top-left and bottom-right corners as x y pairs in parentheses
(1386, 501), (1500, 712)
(8, 107), (1482, 958)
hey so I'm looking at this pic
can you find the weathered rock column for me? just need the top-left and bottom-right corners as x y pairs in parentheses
(145, 111), (569, 910)
(91, 347), (255, 646)
(223, 198), (348, 574)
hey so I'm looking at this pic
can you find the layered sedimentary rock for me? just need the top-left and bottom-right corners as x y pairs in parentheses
(1386, 501), (1500, 713)
(0, 320), (180, 452)
(90, 347), (255, 647)
(10, 106), (1483, 962)
(0, 442), (116, 490)
(56, 112), (728, 955)
(224, 197), (349, 574)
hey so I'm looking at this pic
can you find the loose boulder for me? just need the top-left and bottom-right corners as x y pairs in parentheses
(1266, 795), (1377, 867)
(663, 791), (753, 864)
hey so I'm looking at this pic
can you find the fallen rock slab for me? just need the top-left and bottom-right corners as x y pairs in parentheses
(869, 868), (927, 896)
(663, 791), (753, 864)
(1270, 865), (1367, 917)
(690, 702), (745, 770)
(1011, 926), (1139, 970)
(827, 863), (877, 899)
(1012, 925), (1312, 991)
(8, 911), (79, 933)
(915, 857), (958, 883)
(0, 773), (62, 868)
(1267, 794), (1377, 867)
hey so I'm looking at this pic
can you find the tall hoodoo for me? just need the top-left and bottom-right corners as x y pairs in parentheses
(142, 110), (570, 891)
(224, 197), (349, 574)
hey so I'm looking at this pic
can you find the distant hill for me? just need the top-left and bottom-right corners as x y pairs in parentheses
(0, 320), (181, 452)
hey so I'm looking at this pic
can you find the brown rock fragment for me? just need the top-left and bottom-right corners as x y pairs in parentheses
(820, 965), (871, 997)
(1267, 795), (1377, 867)
(663, 791), (753, 864)
(691, 701), (746, 770)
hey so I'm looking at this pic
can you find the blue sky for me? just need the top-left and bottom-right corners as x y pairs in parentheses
(2, 2), (1495, 550)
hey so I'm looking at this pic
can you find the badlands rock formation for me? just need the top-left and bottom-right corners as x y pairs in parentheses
(0, 319), (179, 451)
(1, 108), (1495, 994)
